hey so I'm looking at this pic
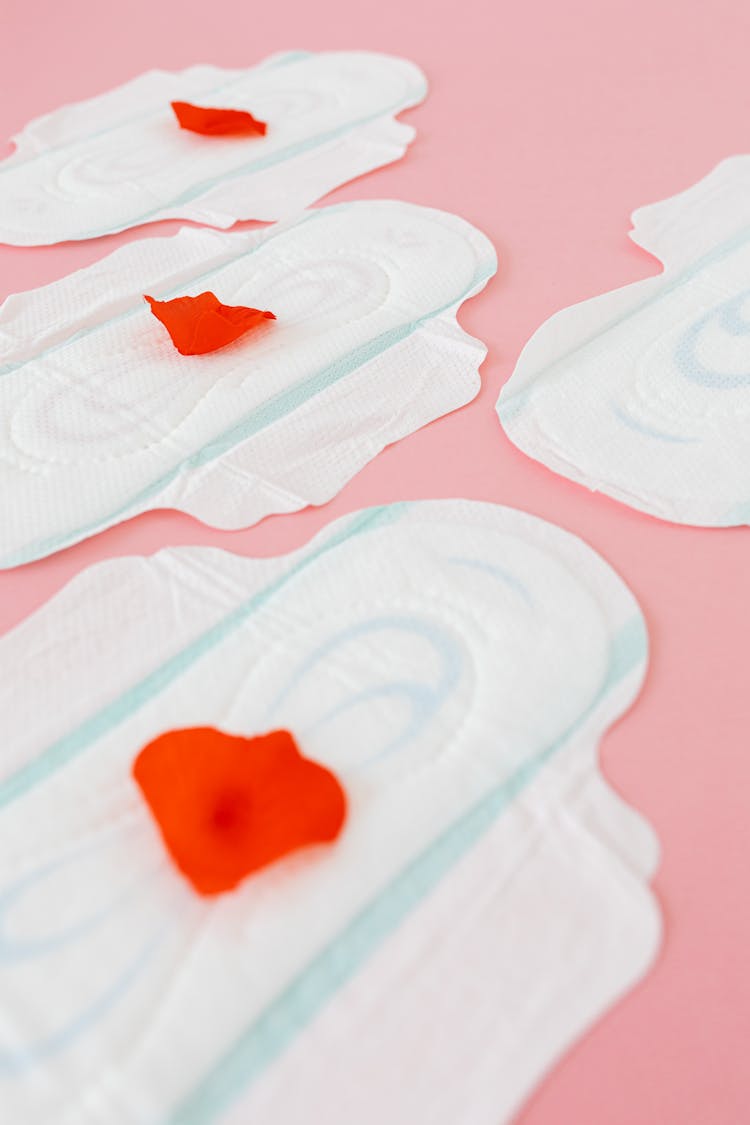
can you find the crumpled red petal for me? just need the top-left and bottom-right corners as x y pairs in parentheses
(171, 100), (267, 136)
(132, 728), (347, 896)
(144, 291), (275, 355)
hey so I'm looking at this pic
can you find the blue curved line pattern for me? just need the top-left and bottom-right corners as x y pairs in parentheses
(499, 220), (750, 420)
(169, 615), (648, 1125)
(0, 850), (135, 962)
(0, 932), (160, 1075)
(610, 403), (698, 444)
(446, 556), (534, 606)
(267, 615), (463, 762)
(0, 845), (164, 1070)
(311, 682), (445, 763)
(675, 287), (750, 389)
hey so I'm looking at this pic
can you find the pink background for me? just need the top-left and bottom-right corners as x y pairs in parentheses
(1, 0), (749, 1120)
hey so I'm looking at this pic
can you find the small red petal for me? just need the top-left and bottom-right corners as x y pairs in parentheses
(144, 291), (275, 356)
(171, 101), (267, 136)
(133, 728), (347, 896)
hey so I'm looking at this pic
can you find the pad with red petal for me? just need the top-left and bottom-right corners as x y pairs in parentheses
(144, 291), (275, 356)
(132, 727), (346, 896)
(171, 100), (267, 136)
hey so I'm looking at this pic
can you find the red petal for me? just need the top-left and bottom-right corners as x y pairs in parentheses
(144, 292), (275, 356)
(133, 728), (347, 896)
(171, 101), (267, 136)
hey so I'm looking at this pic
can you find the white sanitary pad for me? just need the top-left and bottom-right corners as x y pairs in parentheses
(0, 200), (495, 568)
(0, 499), (660, 1125)
(498, 156), (750, 525)
(0, 51), (427, 245)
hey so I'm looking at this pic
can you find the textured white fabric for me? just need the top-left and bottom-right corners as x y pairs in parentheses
(0, 500), (660, 1125)
(498, 156), (750, 525)
(0, 201), (495, 567)
(0, 51), (427, 245)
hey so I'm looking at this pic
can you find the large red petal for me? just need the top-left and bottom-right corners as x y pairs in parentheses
(133, 728), (346, 896)
(144, 291), (275, 356)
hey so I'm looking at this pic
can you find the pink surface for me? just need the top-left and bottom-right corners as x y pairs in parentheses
(1, 1), (749, 1121)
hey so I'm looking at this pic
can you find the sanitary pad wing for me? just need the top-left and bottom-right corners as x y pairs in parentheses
(0, 500), (660, 1125)
(0, 200), (496, 568)
(0, 51), (427, 245)
(498, 156), (750, 525)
